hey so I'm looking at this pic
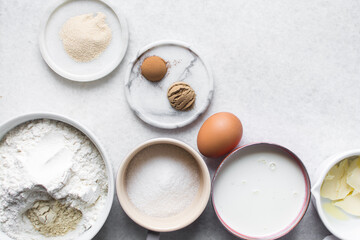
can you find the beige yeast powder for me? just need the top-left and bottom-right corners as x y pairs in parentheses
(60, 12), (112, 62)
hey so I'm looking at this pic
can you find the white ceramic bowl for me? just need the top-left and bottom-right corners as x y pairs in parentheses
(39, 0), (129, 82)
(0, 113), (114, 240)
(312, 149), (360, 240)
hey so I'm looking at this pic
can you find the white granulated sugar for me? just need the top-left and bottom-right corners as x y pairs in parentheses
(0, 119), (108, 240)
(60, 12), (112, 62)
(126, 144), (200, 218)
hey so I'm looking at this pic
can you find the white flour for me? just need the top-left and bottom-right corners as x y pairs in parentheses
(126, 144), (200, 218)
(0, 119), (108, 240)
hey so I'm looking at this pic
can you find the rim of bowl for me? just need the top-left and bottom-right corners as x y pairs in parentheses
(211, 142), (311, 240)
(311, 149), (360, 239)
(0, 112), (114, 240)
(124, 39), (214, 129)
(116, 137), (211, 232)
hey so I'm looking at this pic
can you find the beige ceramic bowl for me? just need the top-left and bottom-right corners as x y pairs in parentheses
(116, 138), (211, 233)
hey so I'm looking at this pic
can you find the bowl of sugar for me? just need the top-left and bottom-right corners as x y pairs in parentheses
(116, 138), (211, 237)
(212, 143), (311, 239)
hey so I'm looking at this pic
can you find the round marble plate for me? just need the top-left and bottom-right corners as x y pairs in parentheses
(39, 0), (128, 82)
(125, 40), (214, 129)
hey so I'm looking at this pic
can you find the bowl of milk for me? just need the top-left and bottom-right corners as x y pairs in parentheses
(212, 143), (311, 239)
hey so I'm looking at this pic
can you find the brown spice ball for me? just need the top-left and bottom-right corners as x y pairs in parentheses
(140, 56), (167, 82)
(167, 82), (196, 111)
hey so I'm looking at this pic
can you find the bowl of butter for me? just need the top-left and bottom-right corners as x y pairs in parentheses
(312, 150), (360, 240)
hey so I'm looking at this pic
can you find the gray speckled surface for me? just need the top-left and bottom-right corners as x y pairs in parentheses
(2, 0), (360, 239)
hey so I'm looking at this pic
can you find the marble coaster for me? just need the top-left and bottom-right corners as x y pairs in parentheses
(125, 40), (213, 129)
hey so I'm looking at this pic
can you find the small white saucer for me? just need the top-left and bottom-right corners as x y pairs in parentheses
(39, 0), (128, 82)
(125, 40), (214, 129)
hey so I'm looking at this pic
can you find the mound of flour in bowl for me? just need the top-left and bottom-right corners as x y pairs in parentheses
(0, 119), (108, 240)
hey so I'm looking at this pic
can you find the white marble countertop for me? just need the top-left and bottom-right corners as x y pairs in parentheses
(1, 0), (360, 239)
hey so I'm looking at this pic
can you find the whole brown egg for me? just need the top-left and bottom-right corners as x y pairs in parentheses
(197, 112), (243, 158)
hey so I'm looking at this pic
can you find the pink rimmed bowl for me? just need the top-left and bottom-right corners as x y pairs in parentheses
(211, 143), (311, 240)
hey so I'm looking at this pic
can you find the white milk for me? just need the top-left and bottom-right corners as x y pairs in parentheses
(213, 145), (307, 238)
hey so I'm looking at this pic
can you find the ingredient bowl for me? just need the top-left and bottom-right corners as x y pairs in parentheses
(312, 149), (360, 240)
(212, 143), (311, 239)
(39, 0), (128, 81)
(0, 113), (114, 240)
(116, 138), (211, 235)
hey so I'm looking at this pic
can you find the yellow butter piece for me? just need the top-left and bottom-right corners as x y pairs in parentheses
(321, 159), (353, 200)
(347, 157), (360, 192)
(334, 193), (360, 217)
(347, 157), (360, 172)
(322, 202), (348, 220)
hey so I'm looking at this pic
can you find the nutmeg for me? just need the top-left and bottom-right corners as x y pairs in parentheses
(140, 56), (167, 82)
(167, 82), (196, 111)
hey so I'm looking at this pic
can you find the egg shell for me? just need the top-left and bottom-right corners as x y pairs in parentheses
(197, 112), (243, 158)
